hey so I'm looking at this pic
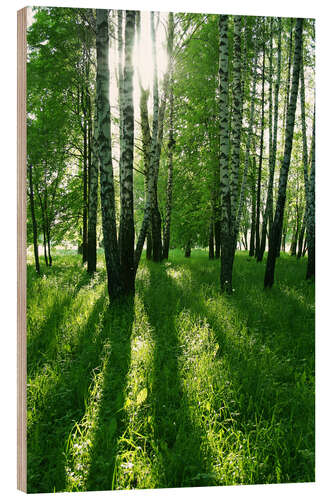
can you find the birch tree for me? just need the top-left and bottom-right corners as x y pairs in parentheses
(87, 111), (98, 274)
(119, 10), (136, 293)
(96, 9), (122, 299)
(28, 164), (40, 274)
(219, 14), (234, 294)
(264, 18), (304, 288)
(306, 112), (315, 280)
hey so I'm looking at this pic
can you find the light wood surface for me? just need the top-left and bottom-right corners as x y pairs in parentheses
(17, 6), (27, 493)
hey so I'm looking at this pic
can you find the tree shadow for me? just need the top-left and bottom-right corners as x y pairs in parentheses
(27, 289), (109, 493)
(182, 257), (315, 483)
(27, 268), (94, 375)
(85, 295), (135, 491)
(138, 263), (214, 488)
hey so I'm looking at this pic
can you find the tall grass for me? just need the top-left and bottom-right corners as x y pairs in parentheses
(27, 249), (315, 492)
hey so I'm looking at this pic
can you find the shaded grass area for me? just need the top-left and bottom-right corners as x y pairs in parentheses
(27, 249), (315, 492)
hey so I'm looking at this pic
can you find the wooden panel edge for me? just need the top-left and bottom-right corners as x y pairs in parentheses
(17, 6), (27, 493)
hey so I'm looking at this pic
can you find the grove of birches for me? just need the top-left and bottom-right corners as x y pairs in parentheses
(27, 7), (315, 493)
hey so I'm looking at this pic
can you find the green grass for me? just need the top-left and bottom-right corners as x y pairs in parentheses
(26, 249), (315, 492)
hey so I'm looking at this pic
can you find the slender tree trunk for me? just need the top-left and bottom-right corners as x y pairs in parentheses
(134, 84), (154, 269)
(209, 219), (215, 259)
(235, 33), (258, 244)
(162, 12), (175, 260)
(214, 218), (221, 259)
(297, 214), (306, 259)
(290, 224), (298, 255)
(243, 228), (248, 250)
(37, 190), (49, 266)
(306, 113), (315, 280)
(255, 26), (266, 260)
(43, 177), (52, 267)
(258, 18), (282, 261)
(42, 225), (48, 266)
(119, 10), (136, 293)
(46, 223), (52, 267)
(229, 16), (243, 222)
(219, 15), (234, 294)
(282, 19), (294, 152)
(302, 233), (307, 257)
(184, 240), (191, 258)
(281, 231), (286, 253)
(249, 158), (257, 257)
(87, 110), (98, 274)
(264, 19), (303, 288)
(150, 12), (163, 263)
(150, 13), (162, 263)
(28, 164), (40, 273)
(96, 9), (122, 299)
(82, 117), (88, 264)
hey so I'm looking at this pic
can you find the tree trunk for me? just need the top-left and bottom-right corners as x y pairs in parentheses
(119, 10), (136, 294)
(297, 214), (306, 259)
(229, 16), (243, 222)
(264, 18), (303, 288)
(214, 219), (221, 259)
(46, 224), (52, 267)
(219, 15), (234, 294)
(306, 113), (315, 280)
(249, 158), (256, 257)
(184, 240), (191, 258)
(146, 228), (152, 260)
(235, 30), (258, 244)
(28, 164), (40, 273)
(82, 115), (88, 264)
(258, 18), (282, 262)
(96, 8), (122, 299)
(87, 110), (98, 274)
(150, 12), (163, 263)
(162, 12), (175, 261)
(209, 219), (214, 259)
(255, 24), (266, 260)
(290, 224), (298, 256)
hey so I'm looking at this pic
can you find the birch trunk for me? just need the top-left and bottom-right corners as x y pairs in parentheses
(219, 15), (234, 294)
(264, 18), (303, 288)
(96, 9), (122, 299)
(28, 164), (40, 274)
(162, 14), (175, 260)
(82, 116), (88, 264)
(87, 110), (98, 274)
(209, 219), (214, 259)
(235, 29), (258, 245)
(119, 10), (136, 293)
(249, 158), (257, 257)
(255, 23), (266, 260)
(229, 16), (243, 222)
(258, 18), (282, 261)
(306, 113), (315, 280)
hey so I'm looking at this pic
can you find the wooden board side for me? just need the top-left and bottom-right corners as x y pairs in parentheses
(17, 6), (27, 493)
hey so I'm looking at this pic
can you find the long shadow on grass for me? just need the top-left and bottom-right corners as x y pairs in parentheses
(27, 268), (93, 375)
(182, 257), (315, 483)
(27, 289), (109, 493)
(86, 296), (134, 492)
(138, 262), (213, 488)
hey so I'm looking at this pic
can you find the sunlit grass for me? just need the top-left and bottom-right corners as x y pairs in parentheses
(27, 249), (315, 492)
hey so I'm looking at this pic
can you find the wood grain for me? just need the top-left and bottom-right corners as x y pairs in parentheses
(17, 6), (27, 493)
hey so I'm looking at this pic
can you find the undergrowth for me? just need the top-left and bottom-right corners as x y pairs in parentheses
(26, 249), (315, 492)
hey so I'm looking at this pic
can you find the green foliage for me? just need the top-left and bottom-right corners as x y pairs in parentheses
(27, 250), (314, 492)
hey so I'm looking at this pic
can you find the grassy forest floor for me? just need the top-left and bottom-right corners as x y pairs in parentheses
(27, 249), (315, 493)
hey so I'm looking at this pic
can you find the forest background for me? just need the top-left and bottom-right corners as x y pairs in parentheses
(0, 0), (332, 500)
